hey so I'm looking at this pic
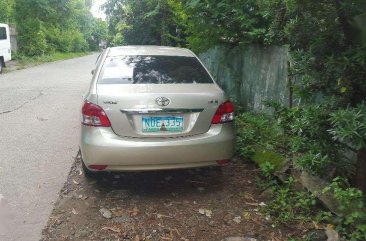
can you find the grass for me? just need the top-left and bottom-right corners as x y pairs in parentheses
(4, 51), (91, 73)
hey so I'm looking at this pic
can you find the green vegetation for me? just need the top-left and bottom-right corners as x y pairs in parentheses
(12, 51), (89, 66)
(2, 0), (365, 239)
(103, 0), (187, 46)
(101, 1), (365, 238)
(260, 177), (318, 225)
(236, 112), (366, 240)
(3, 51), (90, 73)
(0, 0), (108, 57)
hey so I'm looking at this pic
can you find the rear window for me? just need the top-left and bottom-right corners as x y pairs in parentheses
(98, 55), (213, 84)
(0, 27), (7, 40)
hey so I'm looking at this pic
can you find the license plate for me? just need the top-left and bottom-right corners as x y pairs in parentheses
(142, 116), (184, 132)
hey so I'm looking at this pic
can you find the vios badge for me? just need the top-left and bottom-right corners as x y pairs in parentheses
(155, 97), (170, 107)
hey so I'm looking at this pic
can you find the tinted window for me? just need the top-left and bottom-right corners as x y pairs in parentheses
(0, 27), (7, 40)
(98, 55), (213, 84)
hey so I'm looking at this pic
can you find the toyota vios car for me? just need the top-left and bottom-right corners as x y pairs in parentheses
(80, 46), (235, 175)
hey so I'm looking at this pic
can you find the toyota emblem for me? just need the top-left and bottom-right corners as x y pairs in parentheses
(155, 97), (170, 107)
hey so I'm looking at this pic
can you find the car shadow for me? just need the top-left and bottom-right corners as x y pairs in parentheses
(83, 166), (226, 199)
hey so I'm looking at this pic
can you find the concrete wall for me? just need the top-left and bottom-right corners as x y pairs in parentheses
(199, 45), (289, 111)
(9, 25), (17, 51)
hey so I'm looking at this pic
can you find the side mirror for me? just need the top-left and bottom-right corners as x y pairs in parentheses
(91, 69), (95, 75)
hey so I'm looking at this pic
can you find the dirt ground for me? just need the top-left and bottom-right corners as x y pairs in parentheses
(3, 60), (36, 73)
(41, 156), (306, 241)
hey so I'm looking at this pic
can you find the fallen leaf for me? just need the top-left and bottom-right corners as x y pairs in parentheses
(271, 237), (282, 241)
(233, 216), (241, 224)
(72, 179), (79, 185)
(198, 208), (212, 217)
(112, 208), (125, 216)
(99, 208), (112, 219)
(102, 226), (121, 233)
(312, 221), (321, 230)
(245, 202), (259, 206)
(130, 206), (139, 216)
(242, 211), (251, 220)
(205, 209), (212, 217)
(259, 202), (266, 207)
(325, 225), (340, 241)
(174, 228), (181, 236)
(153, 213), (172, 219)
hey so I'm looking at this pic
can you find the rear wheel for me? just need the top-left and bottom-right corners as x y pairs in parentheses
(0, 58), (3, 74)
(80, 151), (98, 178)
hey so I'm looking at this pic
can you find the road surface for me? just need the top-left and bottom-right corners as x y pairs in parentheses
(0, 54), (98, 241)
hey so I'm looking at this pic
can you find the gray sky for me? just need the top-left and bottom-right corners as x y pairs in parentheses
(91, 0), (107, 20)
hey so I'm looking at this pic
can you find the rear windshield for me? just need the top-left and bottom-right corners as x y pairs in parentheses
(98, 55), (213, 84)
(0, 27), (7, 40)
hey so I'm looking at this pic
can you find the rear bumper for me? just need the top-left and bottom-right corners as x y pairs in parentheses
(80, 124), (235, 171)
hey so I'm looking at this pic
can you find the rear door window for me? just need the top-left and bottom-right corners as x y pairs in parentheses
(0, 27), (7, 40)
(98, 55), (213, 84)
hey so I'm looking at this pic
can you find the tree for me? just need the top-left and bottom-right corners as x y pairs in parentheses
(103, 0), (187, 46)
(0, 0), (15, 23)
(15, 0), (107, 55)
(330, 106), (366, 193)
(184, 0), (269, 52)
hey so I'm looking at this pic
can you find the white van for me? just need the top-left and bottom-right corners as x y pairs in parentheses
(0, 23), (12, 73)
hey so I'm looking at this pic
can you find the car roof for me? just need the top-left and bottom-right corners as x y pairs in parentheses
(107, 45), (195, 57)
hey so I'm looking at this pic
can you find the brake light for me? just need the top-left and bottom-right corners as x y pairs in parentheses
(81, 101), (111, 127)
(88, 165), (108, 171)
(216, 159), (230, 165)
(211, 100), (234, 124)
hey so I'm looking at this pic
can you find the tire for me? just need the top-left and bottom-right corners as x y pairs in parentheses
(0, 59), (3, 74)
(80, 152), (97, 178)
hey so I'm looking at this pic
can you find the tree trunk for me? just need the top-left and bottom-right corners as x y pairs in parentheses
(356, 147), (366, 194)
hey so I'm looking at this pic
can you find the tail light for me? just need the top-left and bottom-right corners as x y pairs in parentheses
(82, 101), (111, 127)
(88, 165), (108, 171)
(211, 100), (234, 124)
(216, 159), (230, 165)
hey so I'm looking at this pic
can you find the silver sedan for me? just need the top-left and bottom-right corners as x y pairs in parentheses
(80, 46), (235, 175)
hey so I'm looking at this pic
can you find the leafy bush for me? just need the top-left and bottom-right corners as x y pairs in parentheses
(267, 102), (356, 179)
(329, 105), (366, 150)
(260, 177), (318, 225)
(45, 28), (88, 53)
(17, 19), (49, 56)
(235, 112), (287, 158)
(235, 107), (366, 240)
(323, 178), (366, 241)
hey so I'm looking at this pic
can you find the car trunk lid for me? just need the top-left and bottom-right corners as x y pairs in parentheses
(97, 84), (224, 138)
